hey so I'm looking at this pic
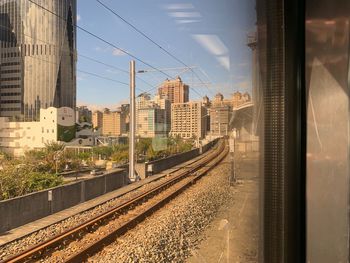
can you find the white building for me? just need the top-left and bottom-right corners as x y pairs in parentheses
(0, 107), (94, 157)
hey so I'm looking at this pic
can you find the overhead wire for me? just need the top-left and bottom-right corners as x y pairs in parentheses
(27, 0), (177, 83)
(0, 23), (155, 91)
(77, 69), (129, 86)
(95, 0), (214, 98)
(23, 53), (137, 90)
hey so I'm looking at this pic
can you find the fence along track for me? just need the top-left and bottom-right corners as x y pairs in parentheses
(2, 140), (227, 263)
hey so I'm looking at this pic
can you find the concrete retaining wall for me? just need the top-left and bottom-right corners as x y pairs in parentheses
(201, 138), (219, 154)
(146, 138), (219, 176)
(146, 148), (199, 175)
(0, 191), (50, 234)
(0, 169), (127, 234)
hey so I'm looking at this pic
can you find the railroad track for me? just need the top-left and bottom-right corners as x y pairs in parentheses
(2, 139), (228, 263)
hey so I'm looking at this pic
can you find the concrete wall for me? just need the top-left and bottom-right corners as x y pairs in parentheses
(146, 148), (199, 175)
(0, 191), (50, 234)
(146, 138), (219, 176)
(201, 138), (219, 154)
(0, 169), (127, 234)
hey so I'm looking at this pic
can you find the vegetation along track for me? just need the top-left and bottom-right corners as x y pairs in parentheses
(1, 139), (228, 263)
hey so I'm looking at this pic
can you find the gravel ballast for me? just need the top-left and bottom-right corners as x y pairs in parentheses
(89, 156), (232, 263)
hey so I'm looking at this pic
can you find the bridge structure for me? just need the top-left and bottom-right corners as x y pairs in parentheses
(229, 102), (255, 139)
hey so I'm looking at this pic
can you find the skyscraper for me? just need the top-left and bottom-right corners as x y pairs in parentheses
(0, 0), (77, 121)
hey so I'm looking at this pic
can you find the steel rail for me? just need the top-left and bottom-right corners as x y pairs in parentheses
(65, 143), (228, 263)
(1, 140), (226, 263)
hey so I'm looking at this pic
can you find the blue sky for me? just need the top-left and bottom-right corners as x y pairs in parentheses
(76, 0), (256, 110)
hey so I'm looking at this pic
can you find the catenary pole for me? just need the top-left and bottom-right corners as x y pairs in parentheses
(129, 60), (136, 181)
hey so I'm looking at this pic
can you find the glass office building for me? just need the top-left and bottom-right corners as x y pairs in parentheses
(0, 0), (76, 121)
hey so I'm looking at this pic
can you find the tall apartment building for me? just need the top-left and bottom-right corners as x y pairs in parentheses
(158, 76), (189, 104)
(232, 91), (251, 108)
(102, 109), (125, 136)
(209, 105), (232, 136)
(120, 104), (129, 134)
(0, 0), (77, 121)
(170, 102), (207, 139)
(92, 105), (129, 136)
(152, 94), (171, 133)
(212, 93), (231, 107)
(136, 93), (154, 109)
(136, 93), (170, 137)
(137, 108), (167, 138)
(92, 111), (103, 129)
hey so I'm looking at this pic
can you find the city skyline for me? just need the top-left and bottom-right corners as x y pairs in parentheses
(76, 0), (255, 110)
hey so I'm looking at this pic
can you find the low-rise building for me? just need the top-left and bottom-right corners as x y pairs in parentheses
(170, 101), (207, 139)
(0, 107), (89, 157)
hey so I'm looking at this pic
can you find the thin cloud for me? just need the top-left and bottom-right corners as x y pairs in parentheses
(169, 12), (201, 18)
(164, 3), (194, 10)
(94, 46), (109, 52)
(175, 19), (200, 24)
(112, 48), (126, 56)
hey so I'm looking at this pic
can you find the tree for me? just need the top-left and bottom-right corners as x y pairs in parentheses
(0, 150), (10, 161)
(43, 142), (66, 173)
(111, 151), (128, 164)
(0, 163), (63, 200)
(45, 141), (65, 153)
(92, 146), (113, 160)
(136, 138), (152, 156)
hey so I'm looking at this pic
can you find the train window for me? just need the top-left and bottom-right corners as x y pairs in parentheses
(78, 1), (260, 261)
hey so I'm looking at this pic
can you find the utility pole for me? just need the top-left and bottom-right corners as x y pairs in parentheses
(129, 60), (136, 181)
